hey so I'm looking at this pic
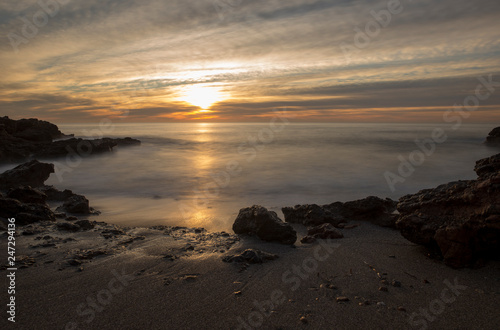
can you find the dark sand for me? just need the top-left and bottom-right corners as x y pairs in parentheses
(2, 220), (500, 329)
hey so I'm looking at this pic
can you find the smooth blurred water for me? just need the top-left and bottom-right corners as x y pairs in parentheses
(3, 123), (496, 230)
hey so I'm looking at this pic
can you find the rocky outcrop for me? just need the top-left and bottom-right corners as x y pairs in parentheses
(282, 204), (346, 227)
(283, 196), (397, 228)
(300, 223), (343, 244)
(396, 153), (500, 268)
(0, 160), (54, 188)
(7, 186), (47, 204)
(485, 127), (500, 146)
(56, 194), (99, 215)
(0, 116), (140, 162)
(0, 197), (55, 225)
(233, 205), (297, 245)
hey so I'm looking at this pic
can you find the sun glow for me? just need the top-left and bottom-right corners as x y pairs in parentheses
(181, 85), (224, 110)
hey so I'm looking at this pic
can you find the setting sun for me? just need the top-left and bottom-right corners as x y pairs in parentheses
(181, 85), (224, 110)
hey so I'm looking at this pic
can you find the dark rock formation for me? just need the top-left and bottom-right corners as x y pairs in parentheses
(485, 127), (500, 146)
(7, 186), (47, 204)
(233, 205), (297, 245)
(222, 249), (278, 263)
(56, 194), (98, 215)
(39, 186), (76, 201)
(282, 204), (345, 227)
(75, 220), (95, 231)
(0, 160), (54, 188)
(396, 153), (500, 268)
(283, 196), (397, 228)
(301, 223), (344, 244)
(0, 116), (140, 162)
(0, 197), (55, 225)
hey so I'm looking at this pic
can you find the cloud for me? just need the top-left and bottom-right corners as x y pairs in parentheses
(0, 0), (499, 122)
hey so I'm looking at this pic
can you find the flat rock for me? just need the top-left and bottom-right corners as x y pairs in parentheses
(0, 160), (54, 188)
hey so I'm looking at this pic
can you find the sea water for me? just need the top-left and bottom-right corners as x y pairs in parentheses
(3, 123), (495, 231)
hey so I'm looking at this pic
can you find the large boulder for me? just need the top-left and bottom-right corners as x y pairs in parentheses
(396, 153), (500, 268)
(485, 127), (500, 147)
(233, 205), (297, 245)
(0, 160), (54, 188)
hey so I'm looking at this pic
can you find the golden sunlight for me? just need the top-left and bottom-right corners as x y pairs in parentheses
(181, 85), (224, 110)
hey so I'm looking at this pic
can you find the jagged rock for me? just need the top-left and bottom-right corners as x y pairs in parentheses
(0, 160), (54, 188)
(300, 223), (343, 244)
(0, 198), (55, 225)
(7, 186), (47, 204)
(0, 116), (140, 162)
(57, 194), (98, 215)
(39, 186), (76, 201)
(283, 196), (397, 228)
(222, 249), (278, 263)
(282, 204), (345, 227)
(75, 220), (95, 231)
(485, 127), (500, 147)
(396, 153), (500, 268)
(233, 205), (297, 245)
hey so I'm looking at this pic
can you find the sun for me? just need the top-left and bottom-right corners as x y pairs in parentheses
(181, 85), (224, 110)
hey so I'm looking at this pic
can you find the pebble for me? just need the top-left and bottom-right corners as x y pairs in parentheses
(392, 280), (402, 287)
(379, 286), (388, 292)
(377, 302), (386, 306)
(234, 291), (242, 296)
(336, 296), (349, 302)
(397, 306), (407, 312)
(300, 316), (308, 324)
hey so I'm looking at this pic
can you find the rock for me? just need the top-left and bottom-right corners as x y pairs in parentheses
(485, 127), (500, 146)
(39, 186), (76, 201)
(338, 196), (398, 227)
(392, 280), (402, 287)
(0, 197), (55, 225)
(283, 196), (397, 228)
(379, 286), (388, 292)
(222, 249), (278, 264)
(75, 220), (95, 231)
(232, 205), (297, 245)
(282, 204), (345, 227)
(301, 223), (343, 243)
(57, 194), (97, 215)
(336, 296), (349, 302)
(57, 222), (80, 232)
(0, 117), (140, 162)
(396, 153), (500, 268)
(0, 160), (54, 188)
(7, 186), (47, 204)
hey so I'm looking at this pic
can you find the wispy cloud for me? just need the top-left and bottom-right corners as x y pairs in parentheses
(0, 0), (499, 122)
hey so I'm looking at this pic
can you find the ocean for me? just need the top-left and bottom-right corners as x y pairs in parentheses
(3, 122), (496, 231)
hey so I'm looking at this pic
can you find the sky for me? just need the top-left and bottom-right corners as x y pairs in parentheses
(0, 0), (499, 123)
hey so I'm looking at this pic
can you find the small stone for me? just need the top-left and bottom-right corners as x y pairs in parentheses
(300, 316), (308, 324)
(336, 296), (349, 302)
(379, 286), (388, 292)
(234, 291), (242, 296)
(380, 280), (389, 285)
(388, 255), (396, 258)
(377, 302), (386, 306)
(423, 279), (430, 284)
(397, 306), (407, 312)
(392, 280), (402, 287)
